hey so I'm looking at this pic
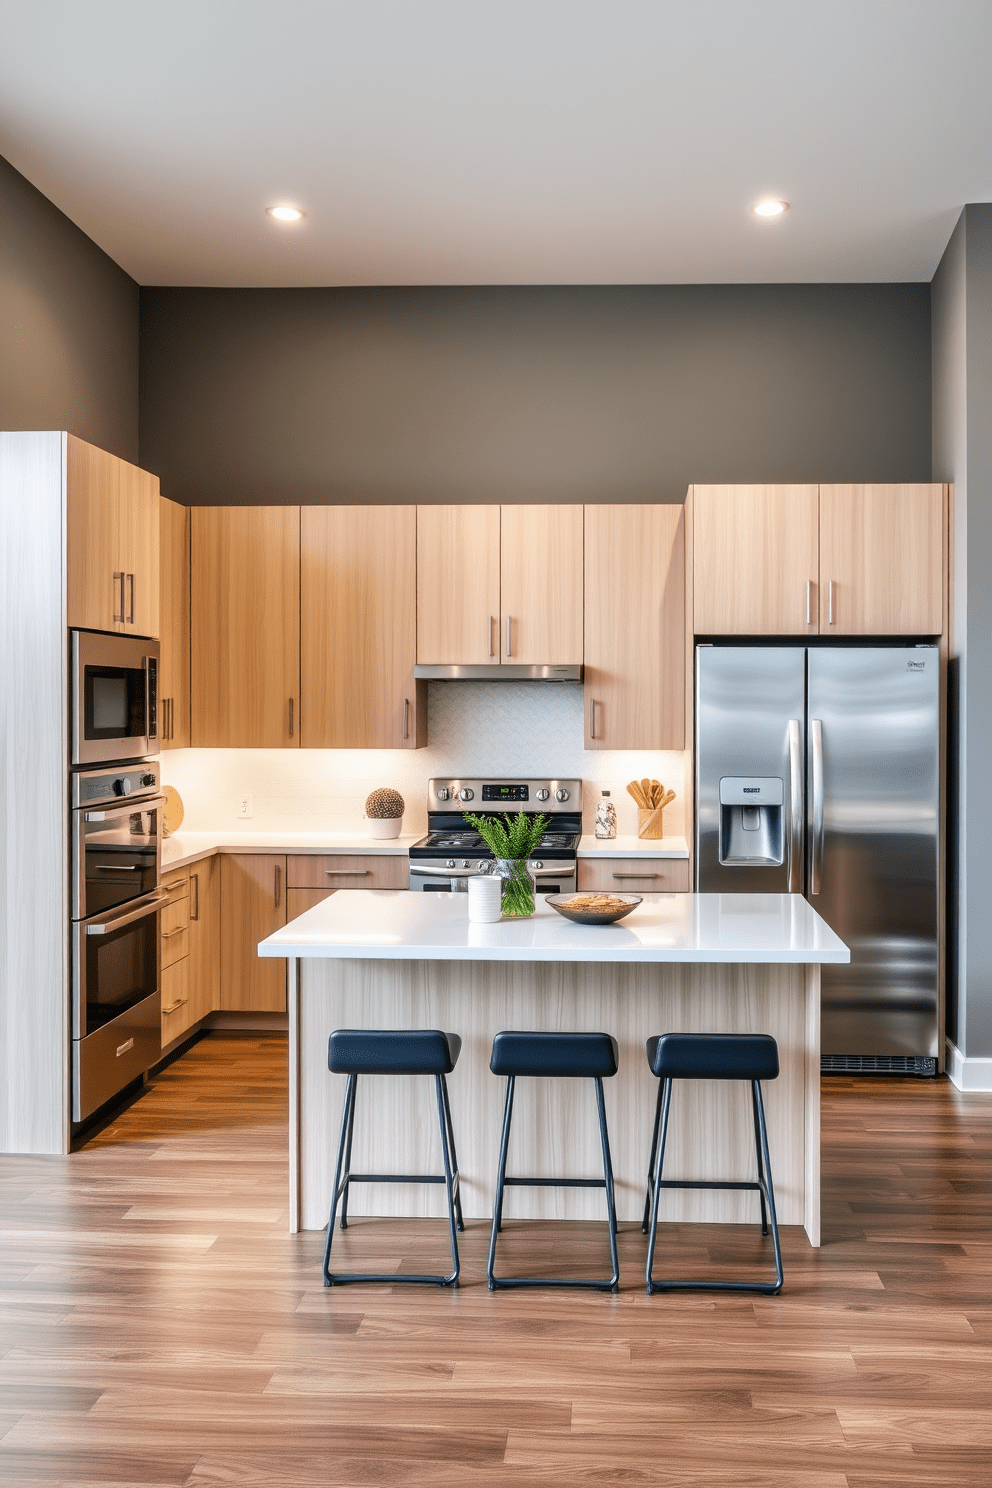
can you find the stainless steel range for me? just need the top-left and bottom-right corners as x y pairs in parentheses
(409, 778), (582, 894)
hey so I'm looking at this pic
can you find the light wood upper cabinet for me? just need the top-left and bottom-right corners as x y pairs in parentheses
(500, 505), (583, 664)
(584, 504), (684, 750)
(66, 436), (160, 637)
(118, 460), (159, 637)
(301, 506), (424, 748)
(417, 505), (500, 664)
(220, 854), (287, 1012)
(67, 436), (122, 633)
(188, 854), (220, 1024)
(818, 484), (944, 635)
(693, 485), (819, 636)
(191, 506), (300, 748)
(158, 496), (190, 749)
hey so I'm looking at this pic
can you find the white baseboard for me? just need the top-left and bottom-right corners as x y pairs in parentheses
(945, 1039), (992, 1091)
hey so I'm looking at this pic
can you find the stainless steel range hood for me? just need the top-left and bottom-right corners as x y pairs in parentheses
(413, 663), (583, 682)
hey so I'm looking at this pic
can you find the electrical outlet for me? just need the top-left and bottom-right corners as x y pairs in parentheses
(237, 794), (253, 819)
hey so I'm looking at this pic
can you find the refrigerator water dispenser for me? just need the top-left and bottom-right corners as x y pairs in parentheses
(718, 778), (784, 865)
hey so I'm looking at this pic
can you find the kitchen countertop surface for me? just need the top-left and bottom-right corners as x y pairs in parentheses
(258, 889), (850, 964)
(161, 831), (420, 871)
(577, 834), (688, 857)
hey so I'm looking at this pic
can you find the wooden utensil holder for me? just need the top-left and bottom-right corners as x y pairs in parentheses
(637, 806), (665, 840)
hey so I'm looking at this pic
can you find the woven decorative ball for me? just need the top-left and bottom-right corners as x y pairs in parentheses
(365, 787), (405, 819)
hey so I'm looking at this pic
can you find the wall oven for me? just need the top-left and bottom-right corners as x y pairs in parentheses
(71, 630), (159, 767)
(71, 764), (165, 1122)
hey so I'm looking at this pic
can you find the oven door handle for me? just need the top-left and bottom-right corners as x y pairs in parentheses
(85, 888), (170, 935)
(409, 865), (488, 878)
(84, 793), (166, 823)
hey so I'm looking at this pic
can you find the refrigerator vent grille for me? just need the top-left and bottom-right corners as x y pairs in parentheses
(821, 1055), (937, 1078)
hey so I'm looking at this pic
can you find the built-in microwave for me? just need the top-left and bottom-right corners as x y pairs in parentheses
(71, 630), (159, 766)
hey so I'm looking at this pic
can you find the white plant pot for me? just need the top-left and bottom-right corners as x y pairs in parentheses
(367, 816), (402, 839)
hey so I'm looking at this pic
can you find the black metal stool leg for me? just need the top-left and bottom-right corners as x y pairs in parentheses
(323, 1073), (356, 1286)
(645, 1077), (673, 1294)
(753, 1080), (783, 1294)
(439, 1073), (464, 1231)
(642, 1078), (665, 1233)
(339, 1072), (358, 1230)
(594, 1076), (620, 1292)
(433, 1076), (461, 1287)
(751, 1080), (769, 1235)
(487, 1076), (515, 1287)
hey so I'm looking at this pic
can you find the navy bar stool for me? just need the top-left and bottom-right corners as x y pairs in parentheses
(642, 1033), (783, 1295)
(323, 1029), (464, 1288)
(487, 1031), (620, 1292)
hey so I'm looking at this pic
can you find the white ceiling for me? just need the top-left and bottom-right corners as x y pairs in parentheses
(1, 1), (990, 287)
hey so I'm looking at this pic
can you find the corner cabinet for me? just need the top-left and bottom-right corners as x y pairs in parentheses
(692, 483), (946, 637)
(159, 495), (190, 748)
(300, 505), (424, 748)
(416, 505), (583, 667)
(190, 507), (301, 748)
(583, 504), (685, 749)
(67, 435), (160, 638)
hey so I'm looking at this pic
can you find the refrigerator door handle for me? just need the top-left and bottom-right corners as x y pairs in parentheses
(810, 719), (824, 895)
(787, 719), (803, 892)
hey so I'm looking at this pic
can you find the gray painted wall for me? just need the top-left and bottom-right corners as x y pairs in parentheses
(932, 204), (992, 1063)
(139, 284), (932, 506)
(0, 155), (139, 463)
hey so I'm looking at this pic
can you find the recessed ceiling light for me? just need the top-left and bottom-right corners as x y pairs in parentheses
(267, 205), (304, 223)
(753, 199), (789, 218)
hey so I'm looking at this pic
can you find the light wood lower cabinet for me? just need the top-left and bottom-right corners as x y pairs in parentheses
(220, 854), (287, 1012)
(160, 867), (192, 1045)
(576, 858), (689, 893)
(191, 506), (300, 748)
(584, 504), (685, 749)
(188, 854), (220, 1023)
(287, 887), (335, 919)
(160, 958), (191, 1048)
(286, 854), (408, 891)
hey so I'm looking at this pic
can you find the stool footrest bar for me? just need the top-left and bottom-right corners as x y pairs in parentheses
(504, 1176), (606, 1189)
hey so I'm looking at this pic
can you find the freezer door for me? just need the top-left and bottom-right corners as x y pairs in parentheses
(696, 647), (806, 893)
(808, 647), (939, 1060)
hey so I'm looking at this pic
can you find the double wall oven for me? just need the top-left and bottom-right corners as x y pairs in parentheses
(70, 631), (164, 1123)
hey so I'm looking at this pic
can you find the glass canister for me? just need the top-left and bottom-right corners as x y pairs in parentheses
(494, 858), (537, 918)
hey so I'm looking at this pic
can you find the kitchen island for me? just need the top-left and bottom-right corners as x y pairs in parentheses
(259, 892), (849, 1247)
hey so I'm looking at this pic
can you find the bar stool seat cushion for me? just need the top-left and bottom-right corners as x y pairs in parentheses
(327, 1029), (461, 1076)
(490, 1031), (619, 1079)
(647, 1032), (779, 1082)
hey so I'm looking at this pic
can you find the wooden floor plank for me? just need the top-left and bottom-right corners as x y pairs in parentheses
(0, 1041), (990, 1485)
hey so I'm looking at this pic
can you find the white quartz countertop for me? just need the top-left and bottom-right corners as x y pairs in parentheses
(577, 834), (688, 858)
(161, 832), (418, 871)
(258, 890), (850, 964)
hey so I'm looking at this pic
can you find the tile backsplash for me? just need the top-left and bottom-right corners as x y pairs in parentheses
(160, 681), (687, 839)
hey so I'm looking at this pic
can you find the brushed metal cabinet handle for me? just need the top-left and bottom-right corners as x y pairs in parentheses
(505, 615), (512, 658)
(190, 872), (199, 921)
(612, 872), (662, 880)
(161, 999), (188, 1015)
(827, 579), (836, 626)
(589, 697), (599, 740)
(113, 572), (124, 623)
(161, 926), (186, 939)
(127, 573), (135, 625)
(403, 698), (410, 739)
(805, 579), (813, 627)
(274, 863), (282, 908)
(325, 868), (371, 876)
(288, 698), (294, 738)
(488, 615), (496, 658)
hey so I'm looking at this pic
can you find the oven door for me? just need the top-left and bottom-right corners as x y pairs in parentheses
(72, 631), (159, 765)
(409, 864), (578, 894)
(72, 889), (168, 1041)
(73, 795), (163, 921)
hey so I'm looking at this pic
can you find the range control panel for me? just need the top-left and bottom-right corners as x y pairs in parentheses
(428, 779), (582, 813)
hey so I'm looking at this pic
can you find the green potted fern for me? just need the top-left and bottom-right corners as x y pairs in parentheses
(464, 810), (550, 918)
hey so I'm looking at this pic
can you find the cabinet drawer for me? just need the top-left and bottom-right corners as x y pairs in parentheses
(576, 858), (689, 893)
(161, 958), (192, 1044)
(286, 854), (407, 890)
(160, 896), (190, 969)
(160, 868), (190, 907)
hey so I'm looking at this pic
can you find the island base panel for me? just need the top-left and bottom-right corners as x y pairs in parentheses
(294, 958), (820, 1246)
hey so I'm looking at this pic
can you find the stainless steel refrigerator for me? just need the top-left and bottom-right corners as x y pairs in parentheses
(695, 645), (940, 1074)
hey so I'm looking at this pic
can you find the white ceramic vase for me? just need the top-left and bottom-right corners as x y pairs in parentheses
(367, 816), (402, 839)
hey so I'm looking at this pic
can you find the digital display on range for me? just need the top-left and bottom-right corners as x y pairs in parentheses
(482, 783), (529, 802)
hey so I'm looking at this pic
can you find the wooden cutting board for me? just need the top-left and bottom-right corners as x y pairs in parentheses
(162, 785), (184, 837)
